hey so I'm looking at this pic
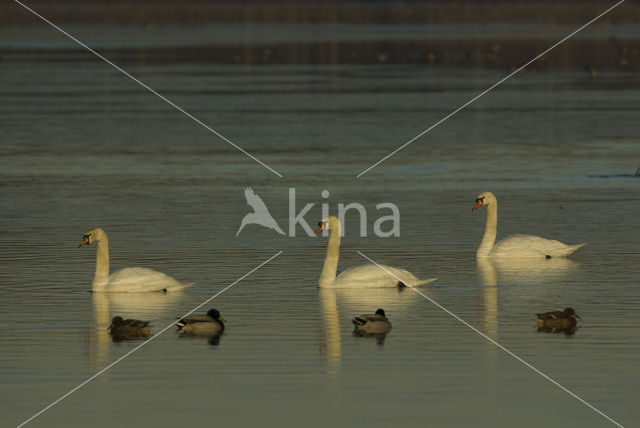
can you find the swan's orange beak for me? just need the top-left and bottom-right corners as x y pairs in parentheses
(472, 199), (483, 211)
(78, 236), (90, 247)
(314, 223), (325, 234)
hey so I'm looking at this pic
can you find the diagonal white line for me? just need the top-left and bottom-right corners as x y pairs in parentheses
(16, 251), (283, 428)
(13, 0), (283, 178)
(356, 250), (624, 428)
(356, 0), (626, 177)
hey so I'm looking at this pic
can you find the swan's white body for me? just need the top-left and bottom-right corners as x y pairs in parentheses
(473, 192), (586, 259)
(316, 216), (436, 288)
(79, 228), (192, 292)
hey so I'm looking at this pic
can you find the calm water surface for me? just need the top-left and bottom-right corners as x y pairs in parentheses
(1, 22), (639, 428)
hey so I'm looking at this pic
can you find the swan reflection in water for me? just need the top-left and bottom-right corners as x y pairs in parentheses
(477, 257), (582, 339)
(487, 256), (579, 283)
(319, 287), (420, 372)
(476, 258), (499, 340)
(90, 291), (189, 365)
(319, 288), (341, 375)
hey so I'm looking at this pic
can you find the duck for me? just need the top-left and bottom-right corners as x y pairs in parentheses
(79, 228), (193, 292)
(315, 216), (436, 288)
(108, 316), (152, 339)
(472, 192), (586, 259)
(176, 309), (226, 335)
(352, 308), (392, 336)
(536, 307), (581, 329)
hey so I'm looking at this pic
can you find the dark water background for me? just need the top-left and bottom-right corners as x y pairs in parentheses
(1, 2), (639, 427)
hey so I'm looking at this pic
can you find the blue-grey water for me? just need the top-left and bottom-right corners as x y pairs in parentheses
(1, 19), (639, 428)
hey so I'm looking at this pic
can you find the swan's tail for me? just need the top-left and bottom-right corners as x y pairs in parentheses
(559, 243), (587, 257)
(412, 278), (437, 287)
(165, 282), (195, 291)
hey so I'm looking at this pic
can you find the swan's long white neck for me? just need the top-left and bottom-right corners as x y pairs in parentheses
(319, 221), (341, 287)
(93, 236), (110, 291)
(477, 201), (497, 259)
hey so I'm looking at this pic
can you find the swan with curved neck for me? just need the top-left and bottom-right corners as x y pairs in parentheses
(472, 192), (585, 259)
(79, 228), (192, 292)
(315, 216), (436, 288)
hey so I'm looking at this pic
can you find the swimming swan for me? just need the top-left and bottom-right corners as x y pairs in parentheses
(472, 192), (586, 259)
(315, 216), (436, 288)
(79, 228), (192, 292)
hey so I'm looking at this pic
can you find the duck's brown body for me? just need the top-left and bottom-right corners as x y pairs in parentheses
(352, 308), (392, 336)
(536, 307), (580, 330)
(108, 316), (152, 340)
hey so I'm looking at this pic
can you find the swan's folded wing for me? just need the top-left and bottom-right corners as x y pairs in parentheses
(108, 267), (189, 292)
(493, 235), (584, 258)
(336, 264), (412, 287)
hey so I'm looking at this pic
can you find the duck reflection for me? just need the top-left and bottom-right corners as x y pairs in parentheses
(177, 332), (224, 346)
(537, 325), (579, 336)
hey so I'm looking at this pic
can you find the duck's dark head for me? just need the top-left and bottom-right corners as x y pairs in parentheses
(109, 316), (124, 328)
(375, 308), (386, 317)
(207, 309), (226, 323)
(564, 307), (581, 319)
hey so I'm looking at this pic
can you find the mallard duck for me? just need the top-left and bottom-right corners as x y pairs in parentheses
(536, 307), (581, 329)
(352, 308), (392, 335)
(176, 309), (226, 335)
(108, 316), (152, 340)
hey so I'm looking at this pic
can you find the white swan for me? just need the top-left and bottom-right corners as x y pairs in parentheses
(472, 191), (586, 259)
(315, 216), (436, 288)
(79, 228), (193, 292)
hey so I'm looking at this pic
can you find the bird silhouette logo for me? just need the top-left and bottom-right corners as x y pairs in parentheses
(236, 187), (285, 236)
